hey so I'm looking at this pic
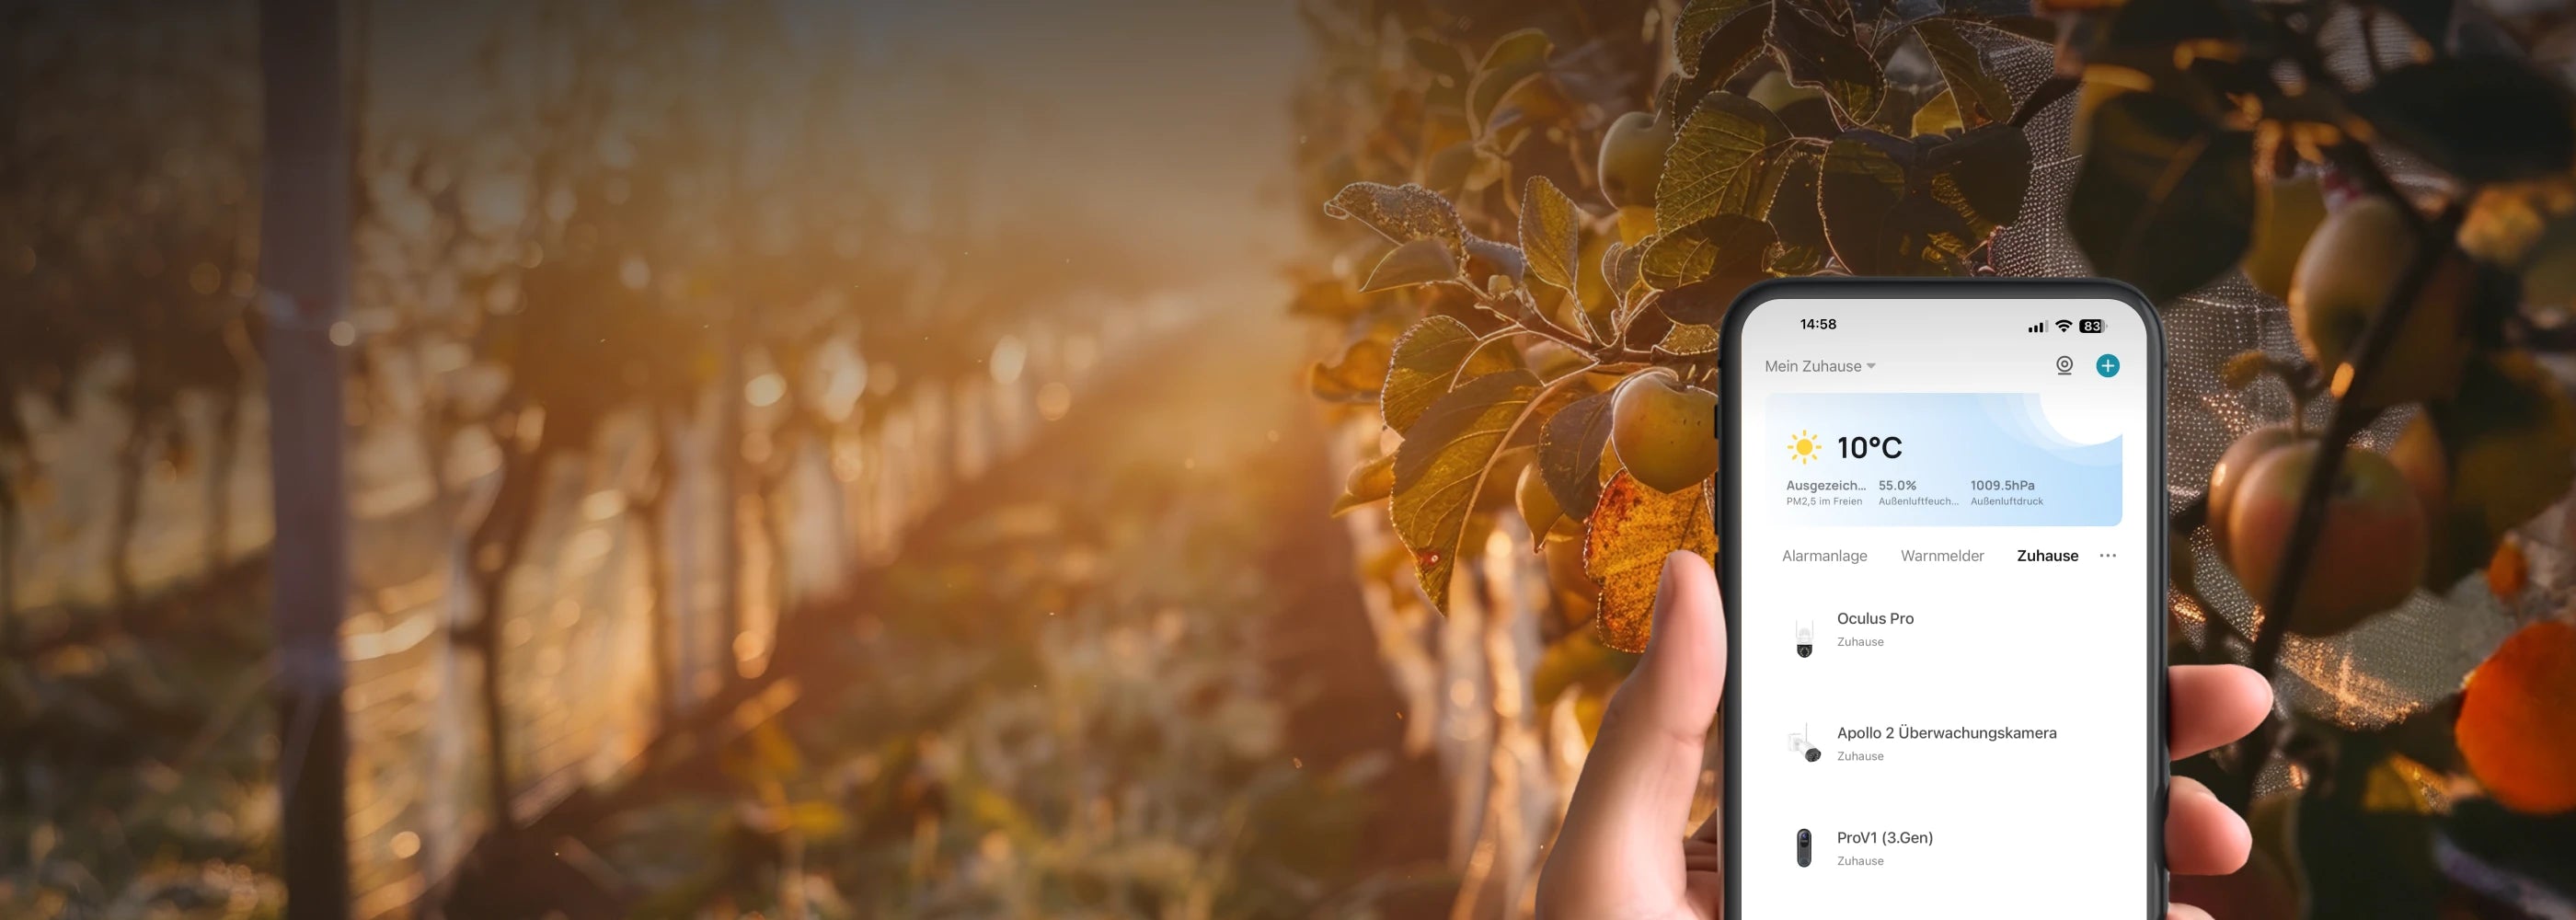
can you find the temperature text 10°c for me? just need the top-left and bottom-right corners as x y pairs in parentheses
(1838, 436), (1903, 459)
(1800, 317), (1839, 330)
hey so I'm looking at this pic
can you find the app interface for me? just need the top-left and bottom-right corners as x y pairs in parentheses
(1735, 297), (2155, 916)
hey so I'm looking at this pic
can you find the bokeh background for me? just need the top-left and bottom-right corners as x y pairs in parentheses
(3, 0), (2573, 918)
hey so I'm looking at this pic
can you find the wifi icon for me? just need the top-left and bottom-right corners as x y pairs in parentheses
(2054, 319), (2074, 332)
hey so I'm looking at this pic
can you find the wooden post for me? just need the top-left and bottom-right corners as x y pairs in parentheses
(257, 0), (354, 915)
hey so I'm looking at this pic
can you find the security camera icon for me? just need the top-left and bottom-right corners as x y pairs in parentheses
(1789, 723), (1820, 763)
(1796, 618), (1814, 658)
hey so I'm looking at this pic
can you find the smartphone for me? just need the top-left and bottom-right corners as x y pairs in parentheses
(1719, 278), (2168, 917)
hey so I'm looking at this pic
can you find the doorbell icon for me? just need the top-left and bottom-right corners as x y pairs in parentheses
(1797, 828), (1812, 867)
(1796, 618), (1814, 658)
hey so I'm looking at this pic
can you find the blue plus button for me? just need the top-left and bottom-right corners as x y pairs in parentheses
(2095, 353), (2121, 377)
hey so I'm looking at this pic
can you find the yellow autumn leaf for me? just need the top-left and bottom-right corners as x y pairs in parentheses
(1585, 470), (1717, 652)
(1308, 335), (1390, 404)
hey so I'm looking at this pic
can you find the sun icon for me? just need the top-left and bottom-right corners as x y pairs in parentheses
(1786, 430), (1822, 465)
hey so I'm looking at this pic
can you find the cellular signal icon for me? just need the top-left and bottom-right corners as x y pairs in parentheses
(2025, 321), (2046, 333)
(2054, 319), (2075, 332)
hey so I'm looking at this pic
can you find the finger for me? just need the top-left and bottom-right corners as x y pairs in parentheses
(1540, 552), (1725, 911)
(2168, 904), (2215, 920)
(2165, 776), (2252, 875)
(2169, 665), (2272, 760)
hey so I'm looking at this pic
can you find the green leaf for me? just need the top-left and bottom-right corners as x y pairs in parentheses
(1674, 4), (1773, 117)
(1382, 316), (1519, 432)
(1325, 182), (1467, 254)
(1538, 391), (1614, 522)
(2360, 58), (2576, 184)
(1467, 29), (1555, 138)
(1520, 176), (1583, 296)
(1770, 0), (1885, 123)
(1363, 238), (1461, 293)
(1822, 129), (1972, 275)
(1915, 19), (2011, 127)
(1656, 92), (1795, 234)
(1675, 0), (1768, 66)
(1392, 370), (1544, 612)
(1767, 146), (1829, 273)
(2066, 91), (2255, 303)
(1926, 123), (2031, 235)
(1642, 213), (1776, 293)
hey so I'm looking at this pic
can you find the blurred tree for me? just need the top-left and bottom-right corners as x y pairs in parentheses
(0, 0), (259, 630)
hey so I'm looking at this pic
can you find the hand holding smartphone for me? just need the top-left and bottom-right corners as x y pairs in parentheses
(1722, 279), (2167, 916)
(1535, 280), (2273, 920)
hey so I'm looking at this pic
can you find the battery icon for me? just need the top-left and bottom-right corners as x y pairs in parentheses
(2079, 318), (2104, 333)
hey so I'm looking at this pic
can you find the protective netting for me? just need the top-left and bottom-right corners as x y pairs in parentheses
(1975, 15), (2533, 773)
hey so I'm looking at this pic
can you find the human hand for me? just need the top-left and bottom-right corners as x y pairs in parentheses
(1534, 551), (2275, 920)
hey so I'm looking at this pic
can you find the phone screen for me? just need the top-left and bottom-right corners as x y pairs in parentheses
(1723, 282), (2165, 917)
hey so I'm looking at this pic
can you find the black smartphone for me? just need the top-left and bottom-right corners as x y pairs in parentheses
(1719, 278), (2169, 916)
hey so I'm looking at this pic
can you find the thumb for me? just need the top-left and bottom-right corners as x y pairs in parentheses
(1539, 550), (1727, 915)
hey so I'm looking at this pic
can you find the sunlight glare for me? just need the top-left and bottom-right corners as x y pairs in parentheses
(990, 335), (1028, 385)
(746, 373), (787, 408)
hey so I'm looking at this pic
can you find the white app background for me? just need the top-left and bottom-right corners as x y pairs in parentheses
(1736, 298), (2155, 917)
